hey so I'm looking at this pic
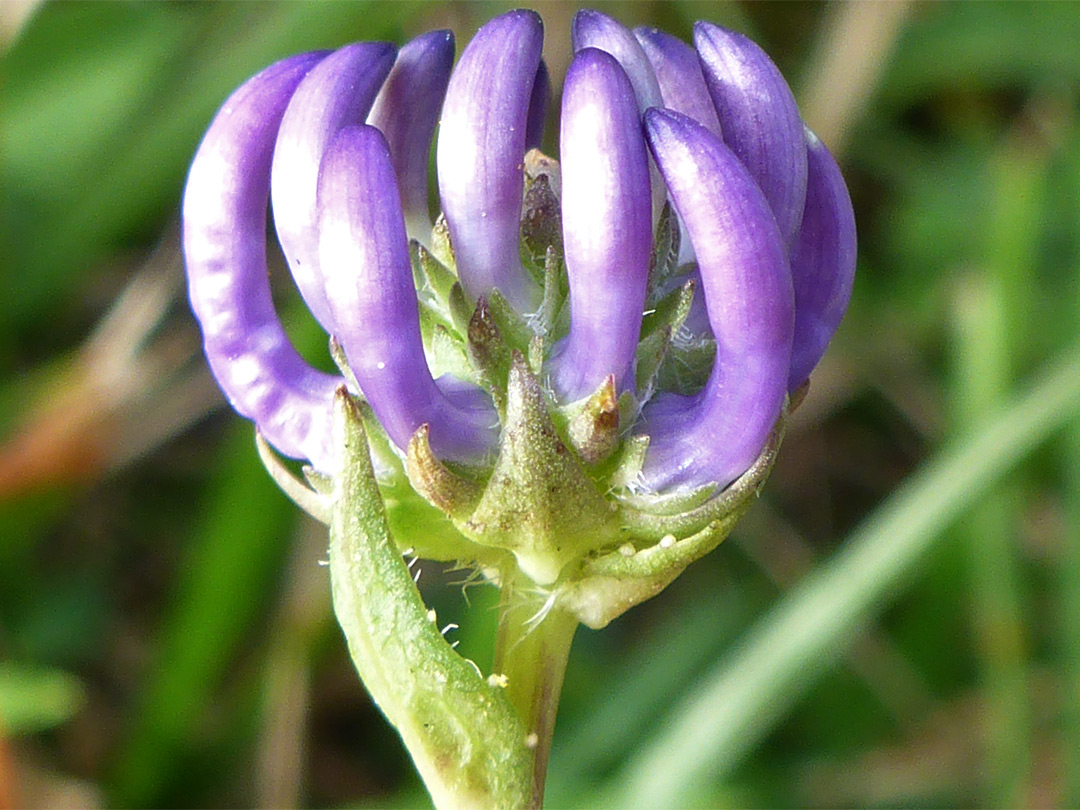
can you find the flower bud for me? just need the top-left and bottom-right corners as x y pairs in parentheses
(184, 52), (341, 472)
(549, 48), (652, 400)
(271, 42), (397, 330)
(694, 21), (808, 248)
(316, 124), (496, 463)
(368, 30), (456, 242)
(436, 9), (544, 310)
(640, 108), (794, 491)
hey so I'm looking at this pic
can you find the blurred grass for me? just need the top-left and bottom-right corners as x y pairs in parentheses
(3, 2), (1080, 808)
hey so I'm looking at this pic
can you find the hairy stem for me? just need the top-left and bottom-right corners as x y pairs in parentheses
(494, 570), (579, 809)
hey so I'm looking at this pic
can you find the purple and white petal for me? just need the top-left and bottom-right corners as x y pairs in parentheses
(639, 108), (794, 491)
(318, 124), (497, 462)
(571, 9), (662, 110)
(368, 29), (455, 242)
(524, 59), (551, 151)
(436, 9), (543, 310)
(787, 127), (857, 390)
(184, 52), (342, 472)
(633, 27), (722, 138)
(694, 22), (807, 248)
(571, 8), (665, 219)
(549, 48), (652, 401)
(271, 42), (396, 331)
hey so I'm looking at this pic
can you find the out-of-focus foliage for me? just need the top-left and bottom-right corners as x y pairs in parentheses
(2, 2), (1080, 808)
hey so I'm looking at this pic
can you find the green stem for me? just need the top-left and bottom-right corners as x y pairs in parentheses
(494, 570), (579, 810)
(951, 273), (1030, 807)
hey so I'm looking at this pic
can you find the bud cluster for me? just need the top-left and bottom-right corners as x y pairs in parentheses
(183, 8), (856, 619)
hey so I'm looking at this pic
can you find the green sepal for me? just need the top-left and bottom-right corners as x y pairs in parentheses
(556, 413), (785, 629)
(349, 396), (485, 564)
(413, 239), (459, 304)
(608, 434), (650, 490)
(254, 430), (330, 524)
(645, 201), (680, 305)
(466, 297), (512, 413)
(460, 354), (620, 585)
(487, 288), (535, 355)
(412, 240), (460, 338)
(328, 335), (360, 393)
(566, 374), (620, 465)
(657, 339), (717, 396)
(615, 415), (785, 541)
(641, 277), (696, 340)
(448, 282), (474, 337)
(431, 213), (456, 274)
(555, 516), (735, 630)
(635, 325), (671, 395)
(329, 388), (532, 810)
(428, 323), (477, 384)
(406, 423), (485, 521)
(637, 279), (700, 395)
(536, 245), (565, 339)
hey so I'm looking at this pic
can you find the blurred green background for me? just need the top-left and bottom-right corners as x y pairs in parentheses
(3, 1), (1080, 807)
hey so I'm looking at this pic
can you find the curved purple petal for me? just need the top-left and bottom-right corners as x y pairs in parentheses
(633, 27), (722, 138)
(639, 108), (793, 491)
(787, 127), (857, 390)
(694, 22), (807, 248)
(436, 9), (543, 310)
(318, 124), (496, 462)
(525, 59), (551, 151)
(270, 42), (396, 331)
(368, 29), (455, 241)
(549, 48), (652, 401)
(183, 52), (342, 472)
(572, 9), (665, 220)
(571, 9), (662, 110)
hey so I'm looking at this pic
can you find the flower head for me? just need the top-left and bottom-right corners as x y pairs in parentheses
(183, 8), (855, 595)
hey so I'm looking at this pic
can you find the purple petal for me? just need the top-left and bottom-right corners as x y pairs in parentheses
(787, 127), (857, 390)
(368, 30), (455, 241)
(633, 27), (722, 138)
(571, 9), (662, 110)
(271, 42), (396, 331)
(639, 108), (793, 491)
(183, 52), (342, 472)
(525, 59), (551, 151)
(549, 48), (652, 401)
(436, 9), (543, 310)
(317, 124), (496, 462)
(694, 22), (808, 248)
(571, 10), (667, 226)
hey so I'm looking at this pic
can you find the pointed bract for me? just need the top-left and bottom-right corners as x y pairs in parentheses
(368, 30), (455, 242)
(640, 108), (793, 490)
(271, 42), (397, 331)
(787, 128), (857, 389)
(436, 9), (543, 310)
(550, 48), (652, 400)
(317, 125), (496, 463)
(694, 21), (808, 248)
(184, 52), (343, 472)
